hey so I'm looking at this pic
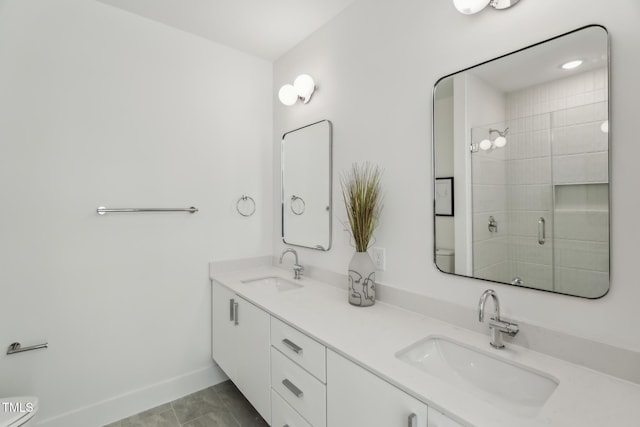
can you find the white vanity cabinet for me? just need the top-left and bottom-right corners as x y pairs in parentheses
(428, 409), (466, 427)
(211, 280), (271, 424)
(211, 275), (465, 427)
(270, 318), (327, 427)
(327, 349), (428, 427)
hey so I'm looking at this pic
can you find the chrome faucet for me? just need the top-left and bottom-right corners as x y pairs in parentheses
(280, 248), (304, 280)
(478, 289), (519, 349)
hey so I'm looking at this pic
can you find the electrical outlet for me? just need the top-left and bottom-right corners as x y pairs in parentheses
(371, 247), (386, 271)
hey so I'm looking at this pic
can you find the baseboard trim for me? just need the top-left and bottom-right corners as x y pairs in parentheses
(36, 364), (227, 427)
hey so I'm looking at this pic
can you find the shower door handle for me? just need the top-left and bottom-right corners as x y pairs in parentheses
(538, 217), (546, 245)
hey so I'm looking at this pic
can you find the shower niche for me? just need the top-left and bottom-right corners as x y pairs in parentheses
(433, 25), (610, 298)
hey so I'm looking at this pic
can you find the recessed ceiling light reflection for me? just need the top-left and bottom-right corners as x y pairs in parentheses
(561, 60), (583, 70)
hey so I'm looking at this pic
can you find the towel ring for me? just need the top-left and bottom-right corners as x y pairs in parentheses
(236, 195), (256, 217)
(290, 195), (306, 215)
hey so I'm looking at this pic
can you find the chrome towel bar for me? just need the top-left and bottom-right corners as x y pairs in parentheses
(97, 206), (198, 215)
(7, 341), (48, 355)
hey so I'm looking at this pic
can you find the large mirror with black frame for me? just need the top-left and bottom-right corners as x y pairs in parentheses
(433, 25), (609, 298)
(282, 120), (333, 250)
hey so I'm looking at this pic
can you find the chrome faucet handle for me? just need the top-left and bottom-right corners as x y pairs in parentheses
(479, 289), (518, 348)
(489, 317), (519, 337)
(280, 248), (303, 280)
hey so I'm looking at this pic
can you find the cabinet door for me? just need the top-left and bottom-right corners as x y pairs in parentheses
(327, 349), (427, 427)
(234, 296), (271, 424)
(212, 281), (236, 381)
(428, 408), (466, 427)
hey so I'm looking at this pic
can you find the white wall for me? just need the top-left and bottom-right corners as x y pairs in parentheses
(273, 0), (640, 353)
(466, 74), (508, 282)
(434, 94), (454, 252)
(0, 0), (273, 424)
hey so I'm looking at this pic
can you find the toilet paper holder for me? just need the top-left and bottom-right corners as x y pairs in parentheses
(6, 341), (48, 355)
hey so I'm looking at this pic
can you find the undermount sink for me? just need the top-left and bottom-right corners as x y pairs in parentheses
(396, 336), (559, 417)
(241, 276), (303, 292)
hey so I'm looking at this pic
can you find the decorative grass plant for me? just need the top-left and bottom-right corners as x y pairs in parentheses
(340, 162), (383, 252)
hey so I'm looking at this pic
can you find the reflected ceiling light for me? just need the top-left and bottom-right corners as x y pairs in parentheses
(278, 74), (316, 106)
(601, 120), (609, 133)
(479, 139), (493, 151)
(493, 135), (507, 148)
(453, 0), (521, 15)
(472, 128), (509, 152)
(490, 128), (509, 148)
(561, 59), (583, 70)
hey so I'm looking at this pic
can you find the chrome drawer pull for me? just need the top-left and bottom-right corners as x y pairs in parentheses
(282, 379), (304, 398)
(282, 338), (303, 354)
(408, 413), (417, 427)
(233, 302), (239, 325)
(229, 299), (235, 321)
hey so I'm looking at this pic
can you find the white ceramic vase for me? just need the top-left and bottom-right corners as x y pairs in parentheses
(348, 252), (376, 307)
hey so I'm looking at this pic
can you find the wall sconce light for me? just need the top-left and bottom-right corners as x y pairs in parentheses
(472, 128), (509, 152)
(453, 0), (520, 15)
(278, 74), (316, 106)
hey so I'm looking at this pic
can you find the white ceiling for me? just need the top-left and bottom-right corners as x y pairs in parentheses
(97, 0), (359, 60)
(469, 26), (608, 93)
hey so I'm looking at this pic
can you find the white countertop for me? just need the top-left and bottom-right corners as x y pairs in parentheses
(211, 266), (640, 427)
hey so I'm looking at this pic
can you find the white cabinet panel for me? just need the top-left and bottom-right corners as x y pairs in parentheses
(271, 317), (326, 382)
(271, 347), (326, 427)
(272, 389), (313, 427)
(428, 408), (467, 427)
(327, 349), (427, 427)
(235, 295), (271, 423)
(211, 281), (271, 424)
(212, 280), (236, 379)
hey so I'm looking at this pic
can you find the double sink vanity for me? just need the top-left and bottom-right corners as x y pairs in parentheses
(210, 259), (640, 427)
(206, 23), (639, 427)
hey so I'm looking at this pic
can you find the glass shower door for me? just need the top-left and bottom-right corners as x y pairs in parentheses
(470, 114), (554, 291)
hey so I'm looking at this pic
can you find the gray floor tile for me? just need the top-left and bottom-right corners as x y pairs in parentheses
(106, 381), (266, 427)
(181, 410), (240, 427)
(172, 386), (227, 425)
(213, 381), (268, 427)
(120, 408), (179, 427)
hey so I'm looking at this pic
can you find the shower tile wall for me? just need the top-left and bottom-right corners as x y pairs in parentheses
(472, 144), (509, 281)
(505, 68), (609, 296)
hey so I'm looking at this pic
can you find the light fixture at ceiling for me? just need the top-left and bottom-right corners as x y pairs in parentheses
(453, 0), (521, 15)
(561, 59), (584, 70)
(278, 74), (316, 106)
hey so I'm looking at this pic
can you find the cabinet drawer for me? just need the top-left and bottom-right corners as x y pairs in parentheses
(271, 347), (326, 427)
(428, 408), (467, 427)
(271, 389), (313, 427)
(271, 317), (326, 382)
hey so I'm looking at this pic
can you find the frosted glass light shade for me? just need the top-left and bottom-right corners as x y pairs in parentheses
(278, 84), (298, 106)
(453, 0), (491, 14)
(479, 139), (492, 151)
(494, 136), (507, 148)
(293, 74), (315, 103)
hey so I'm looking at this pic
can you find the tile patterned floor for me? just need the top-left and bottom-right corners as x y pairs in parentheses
(104, 381), (269, 427)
